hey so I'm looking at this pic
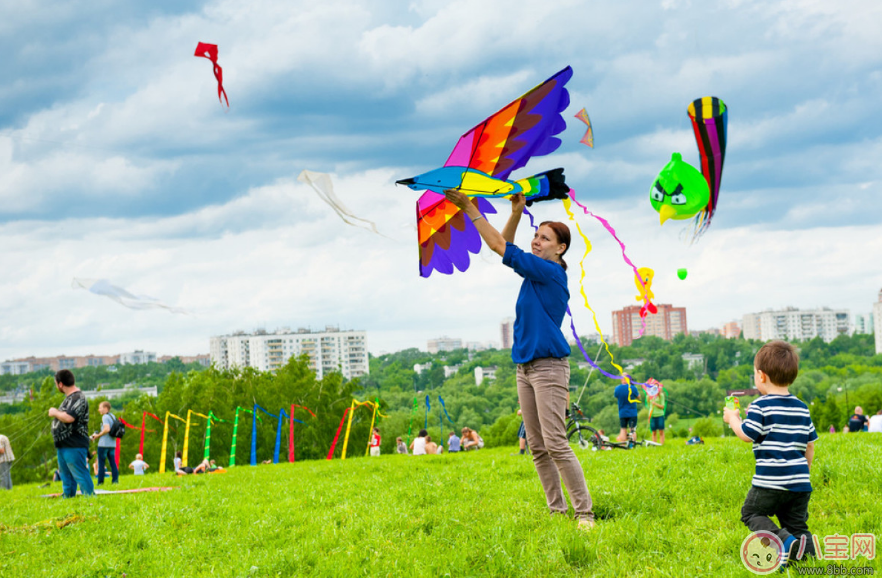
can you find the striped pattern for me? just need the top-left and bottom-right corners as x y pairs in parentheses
(742, 395), (818, 492)
(687, 96), (727, 238)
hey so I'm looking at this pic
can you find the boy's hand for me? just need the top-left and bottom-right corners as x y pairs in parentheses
(723, 408), (740, 424)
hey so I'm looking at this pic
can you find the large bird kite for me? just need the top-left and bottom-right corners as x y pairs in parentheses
(397, 66), (574, 277)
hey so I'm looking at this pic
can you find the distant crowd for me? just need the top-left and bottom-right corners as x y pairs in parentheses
(366, 426), (484, 457)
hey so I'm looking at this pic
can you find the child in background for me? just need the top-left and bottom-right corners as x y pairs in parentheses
(724, 340), (818, 567)
(129, 453), (149, 475)
(396, 437), (408, 454)
(174, 451), (182, 472)
(369, 427), (381, 457)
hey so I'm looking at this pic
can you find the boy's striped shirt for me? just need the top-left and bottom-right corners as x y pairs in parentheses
(741, 394), (818, 492)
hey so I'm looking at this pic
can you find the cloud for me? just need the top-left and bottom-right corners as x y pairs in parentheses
(1, 0), (881, 362)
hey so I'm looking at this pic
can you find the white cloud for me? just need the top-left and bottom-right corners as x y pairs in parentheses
(1, 0), (882, 364)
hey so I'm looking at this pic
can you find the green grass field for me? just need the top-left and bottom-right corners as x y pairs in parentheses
(2, 435), (880, 577)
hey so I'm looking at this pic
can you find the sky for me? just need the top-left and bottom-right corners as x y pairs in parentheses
(1, 0), (881, 360)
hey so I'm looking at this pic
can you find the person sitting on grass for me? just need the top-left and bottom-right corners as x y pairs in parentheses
(723, 340), (818, 567)
(868, 410), (882, 433)
(424, 435), (439, 455)
(396, 437), (408, 454)
(461, 427), (483, 451)
(129, 453), (149, 475)
(847, 407), (868, 433)
(409, 429), (428, 456)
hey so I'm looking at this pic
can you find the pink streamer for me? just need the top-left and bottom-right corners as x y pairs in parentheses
(567, 190), (652, 336)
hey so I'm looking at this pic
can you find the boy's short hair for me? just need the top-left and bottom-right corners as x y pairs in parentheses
(135, 453), (143, 460)
(55, 369), (75, 387)
(99, 401), (112, 411)
(755, 340), (799, 386)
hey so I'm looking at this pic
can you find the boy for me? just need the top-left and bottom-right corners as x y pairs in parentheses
(724, 340), (817, 565)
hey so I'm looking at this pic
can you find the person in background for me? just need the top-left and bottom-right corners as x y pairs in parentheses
(647, 383), (666, 445)
(614, 378), (641, 443)
(868, 410), (882, 433)
(447, 431), (461, 453)
(424, 435), (439, 455)
(409, 429), (428, 455)
(369, 427), (381, 457)
(91, 401), (120, 485)
(174, 451), (183, 472)
(396, 437), (408, 454)
(129, 453), (149, 475)
(847, 407), (868, 433)
(516, 408), (528, 455)
(48, 369), (94, 498)
(0, 434), (14, 490)
(461, 427), (484, 451)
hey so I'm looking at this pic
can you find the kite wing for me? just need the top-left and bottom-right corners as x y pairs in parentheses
(417, 192), (496, 277)
(194, 42), (229, 108)
(417, 66), (571, 277)
(444, 66), (572, 181)
(297, 170), (388, 238)
(687, 96), (727, 237)
(574, 108), (594, 148)
(72, 278), (188, 314)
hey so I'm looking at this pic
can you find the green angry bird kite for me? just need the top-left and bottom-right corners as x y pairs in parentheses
(649, 153), (710, 225)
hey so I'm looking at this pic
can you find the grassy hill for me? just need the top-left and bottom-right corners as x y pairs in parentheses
(1, 435), (880, 577)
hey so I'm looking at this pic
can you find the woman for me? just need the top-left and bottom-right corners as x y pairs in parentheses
(444, 190), (595, 529)
(409, 429), (428, 456)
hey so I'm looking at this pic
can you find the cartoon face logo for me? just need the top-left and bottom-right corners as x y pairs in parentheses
(740, 531), (783, 574)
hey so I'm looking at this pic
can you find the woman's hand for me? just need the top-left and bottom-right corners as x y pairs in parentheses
(444, 188), (472, 212)
(510, 192), (526, 213)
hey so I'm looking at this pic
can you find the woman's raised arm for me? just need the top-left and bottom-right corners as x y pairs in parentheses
(443, 189), (507, 257)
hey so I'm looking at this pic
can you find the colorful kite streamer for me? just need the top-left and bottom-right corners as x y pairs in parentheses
(194, 42), (229, 108)
(687, 96), (728, 240)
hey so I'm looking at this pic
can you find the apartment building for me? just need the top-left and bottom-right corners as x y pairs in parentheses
(210, 326), (368, 380)
(741, 307), (851, 343)
(611, 304), (688, 347)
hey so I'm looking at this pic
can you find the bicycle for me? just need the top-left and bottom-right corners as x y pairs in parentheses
(566, 402), (661, 451)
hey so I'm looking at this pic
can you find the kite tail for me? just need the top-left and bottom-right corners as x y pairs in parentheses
(565, 306), (652, 392)
(565, 190), (653, 336)
(517, 168), (570, 206)
(558, 199), (626, 378)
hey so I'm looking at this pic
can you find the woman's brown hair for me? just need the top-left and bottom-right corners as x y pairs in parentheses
(539, 221), (571, 270)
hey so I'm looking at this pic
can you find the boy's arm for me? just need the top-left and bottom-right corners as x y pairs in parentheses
(805, 441), (815, 469)
(723, 410), (754, 443)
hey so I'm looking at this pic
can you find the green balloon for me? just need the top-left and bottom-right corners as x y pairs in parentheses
(677, 268), (688, 280)
(650, 153), (710, 225)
